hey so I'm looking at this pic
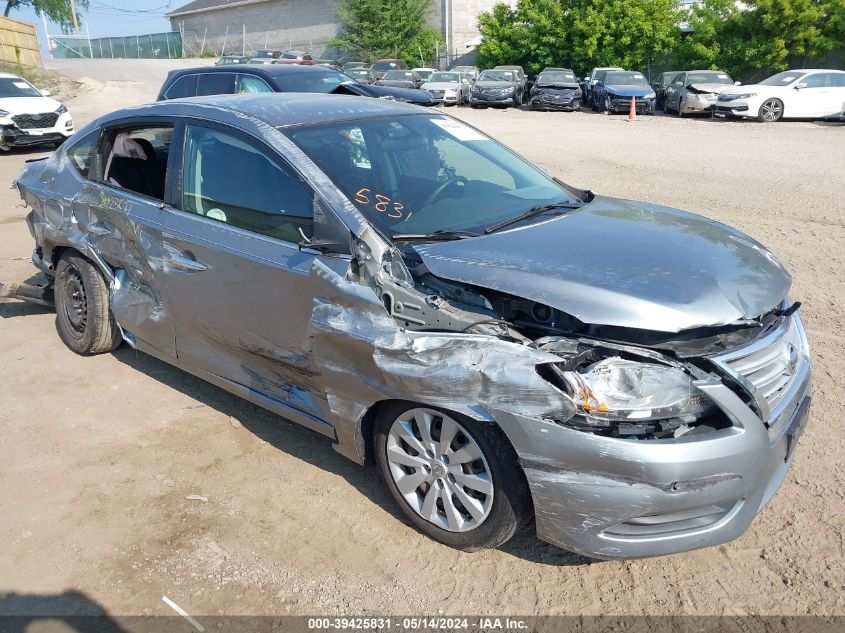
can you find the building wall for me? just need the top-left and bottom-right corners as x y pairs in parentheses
(169, 0), (500, 64)
(170, 0), (342, 58)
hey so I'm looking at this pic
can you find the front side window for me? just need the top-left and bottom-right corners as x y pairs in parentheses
(197, 73), (235, 96)
(802, 73), (828, 88)
(236, 74), (273, 93)
(285, 115), (572, 238)
(181, 125), (314, 242)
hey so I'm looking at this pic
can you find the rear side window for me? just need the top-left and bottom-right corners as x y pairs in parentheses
(164, 74), (197, 99)
(803, 73), (828, 88)
(66, 131), (99, 178)
(830, 73), (845, 87)
(197, 73), (235, 96)
(181, 125), (314, 243)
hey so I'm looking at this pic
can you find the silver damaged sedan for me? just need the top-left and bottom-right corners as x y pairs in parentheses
(4, 94), (811, 559)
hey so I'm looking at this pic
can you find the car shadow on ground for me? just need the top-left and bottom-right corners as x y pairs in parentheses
(110, 344), (595, 568)
(0, 590), (126, 632)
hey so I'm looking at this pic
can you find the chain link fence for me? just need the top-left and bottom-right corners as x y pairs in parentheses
(49, 32), (182, 60)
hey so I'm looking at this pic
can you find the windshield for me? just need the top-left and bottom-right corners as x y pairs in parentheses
(383, 70), (412, 80)
(537, 71), (577, 85)
(479, 70), (513, 82)
(372, 61), (399, 71)
(0, 77), (43, 97)
(347, 69), (369, 78)
(760, 71), (805, 86)
(428, 72), (460, 83)
(285, 115), (574, 238)
(415, 70), (433, 80)
(252, 50), (278, 58)
(687, 72), (733, 84)
(271, 70), (348, 93)
(604, 72), (647, 85)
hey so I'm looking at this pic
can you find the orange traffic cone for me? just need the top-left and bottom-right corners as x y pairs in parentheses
(627, 96), (637, 121)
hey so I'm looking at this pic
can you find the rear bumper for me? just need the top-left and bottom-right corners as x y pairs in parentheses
(492, 357), (811, 560)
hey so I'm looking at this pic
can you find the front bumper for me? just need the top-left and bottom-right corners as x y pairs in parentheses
(606, 97), (654, 113)
(0, 112), (74, 148)
(714, 102), (751, 117)
(681, 96), (719, 113)
(493, 323), (812, 560)
(471, 93), (515, 105)
(530, 96), (580, 110)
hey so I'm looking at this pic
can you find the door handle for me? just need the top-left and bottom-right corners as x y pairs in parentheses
(85, 222), (110, 236)
(166, 253), (207, 272)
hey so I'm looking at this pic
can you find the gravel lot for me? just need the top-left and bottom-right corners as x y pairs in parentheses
(1, 60), (843, 620)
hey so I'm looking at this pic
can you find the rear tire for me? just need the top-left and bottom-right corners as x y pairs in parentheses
(55, 252), (122, 355)
(374, 401), (532, 551)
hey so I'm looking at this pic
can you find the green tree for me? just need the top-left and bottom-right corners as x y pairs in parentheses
(4, 0), (89, 32)
(332, 0), (443, 66)
(477, 0), (683, 76)
(674, 0), (844, 81)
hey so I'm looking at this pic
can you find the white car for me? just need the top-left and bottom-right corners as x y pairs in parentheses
(715, 69), (845, 122)
(0, 72), (74, 150)
(421, 70), (471, 105)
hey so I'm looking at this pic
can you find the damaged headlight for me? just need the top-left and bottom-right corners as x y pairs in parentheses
(561, 357), (714, 425)
(0, 109), (9, 118)
(55, 104), (68, 114)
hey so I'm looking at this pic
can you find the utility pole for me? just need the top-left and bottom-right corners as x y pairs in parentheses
(69, 0), (79, 33)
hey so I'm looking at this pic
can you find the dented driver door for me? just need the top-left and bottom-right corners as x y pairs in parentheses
(161, 121), (346, 427)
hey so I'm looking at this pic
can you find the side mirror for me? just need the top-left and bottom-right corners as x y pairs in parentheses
(794, 82), (807, 90)
(734, 81), (741, 85)
(40, 89), (51, 97)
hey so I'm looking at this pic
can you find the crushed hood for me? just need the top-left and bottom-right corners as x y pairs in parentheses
(687, 83), (734, 94)
(605, 85), (655, 98)
(414, 197), (791, 333)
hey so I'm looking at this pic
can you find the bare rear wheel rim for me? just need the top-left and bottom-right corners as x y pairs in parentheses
(762, 99), (782, 121)
(386, 408), (494, 532)
(60, 264), (87, 338)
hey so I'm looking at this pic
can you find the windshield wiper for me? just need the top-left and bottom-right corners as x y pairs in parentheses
(391, 229), (480, 242)
(484, 201), (583, 234)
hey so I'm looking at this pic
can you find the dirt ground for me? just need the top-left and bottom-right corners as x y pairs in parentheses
(1, 60), (843, 619)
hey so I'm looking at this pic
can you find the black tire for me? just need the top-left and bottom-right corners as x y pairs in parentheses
(677, 98), (686, 117)
(604, 96), (612, 114)
(374, 401), (532, 551)
(55, 252), (122, 355)
(758, 98), (784, 122)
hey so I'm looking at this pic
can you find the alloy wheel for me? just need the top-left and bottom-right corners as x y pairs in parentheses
(385, 408), (494, 532)
(760, 99), (783, 122)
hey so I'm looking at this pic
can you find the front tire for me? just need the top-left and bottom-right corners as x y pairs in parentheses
(374, 402), (531, 551)
(758, 98), (784, 122)
(55, 252), (122, 355)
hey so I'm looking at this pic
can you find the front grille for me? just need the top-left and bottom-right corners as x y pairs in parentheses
(12, 113), (58, 129)
(428, 90), (444, 98)
(715, 315), (807, 421)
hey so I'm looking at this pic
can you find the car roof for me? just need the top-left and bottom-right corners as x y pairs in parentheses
(168, 64), (340, 78)
(100, 93), (423, 129)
